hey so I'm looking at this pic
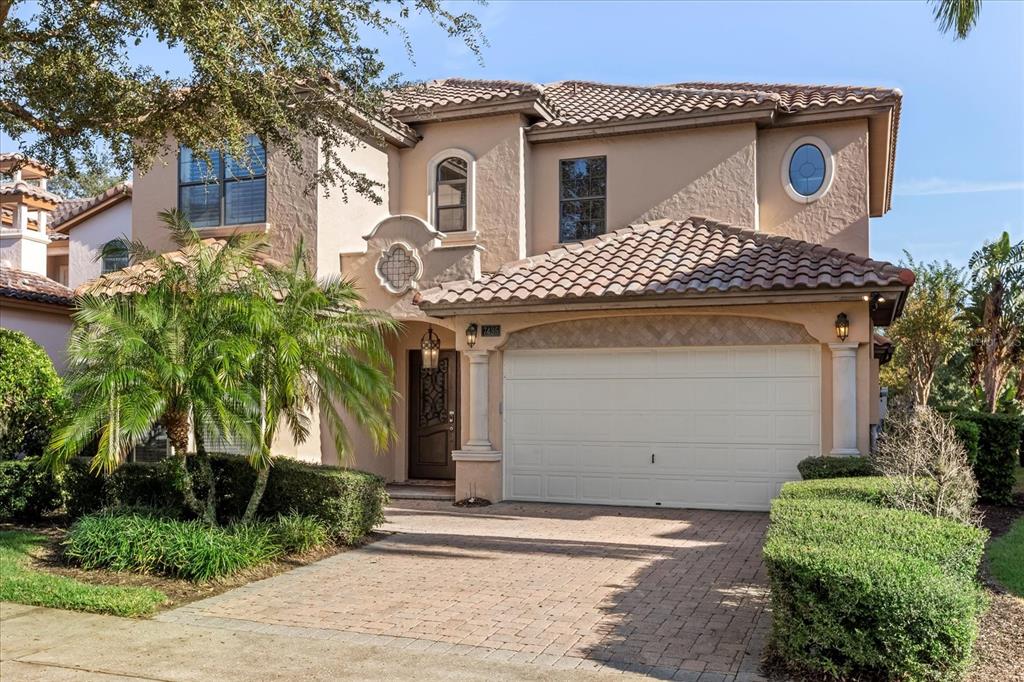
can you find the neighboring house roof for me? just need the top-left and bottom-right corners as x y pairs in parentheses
(78, 239), (279, 297)
(0, 268), (75, 306)
(873, 333), (895, 364)
(0, 181), (62, 206)
(0, 153), (53, 179)
(50, 181), (132, 231)
(417, 217), (914, 318)
(386, 78), (901, 213)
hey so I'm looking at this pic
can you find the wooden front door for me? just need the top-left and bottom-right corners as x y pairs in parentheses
(408, 349), (459, 479)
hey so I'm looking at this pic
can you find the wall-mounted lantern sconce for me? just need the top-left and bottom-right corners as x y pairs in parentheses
(420, 326), (440, 370)
(465, 323), (478, 349)
(835, 313), (850, 342)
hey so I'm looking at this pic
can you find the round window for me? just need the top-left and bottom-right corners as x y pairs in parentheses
(788, 143), (827, 197)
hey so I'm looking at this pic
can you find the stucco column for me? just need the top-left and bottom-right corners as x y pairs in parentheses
(829, 342), (860, 456)
(464, 349), (493, 450)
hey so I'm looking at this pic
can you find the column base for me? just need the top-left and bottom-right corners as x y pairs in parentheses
(830, 448), (862, 457)
(454, 457), (503, 502)
(451, 449), (502, 462)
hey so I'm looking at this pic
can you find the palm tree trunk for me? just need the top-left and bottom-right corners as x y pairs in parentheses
(242, 464), (271, 523)
(164, 412), (206, 518)
(192, 425), (218, 525)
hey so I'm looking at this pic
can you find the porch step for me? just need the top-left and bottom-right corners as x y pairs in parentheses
(386, 480), (456, 501)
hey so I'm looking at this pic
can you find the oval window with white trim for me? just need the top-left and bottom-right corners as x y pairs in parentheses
(782, 137), (834, 203)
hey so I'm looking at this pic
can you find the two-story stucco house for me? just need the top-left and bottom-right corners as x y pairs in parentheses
(125, 79), (912, 511)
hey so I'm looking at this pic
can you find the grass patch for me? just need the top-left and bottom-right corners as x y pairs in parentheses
(988, 518), (1024, 597)
(0, 530), (167, 617)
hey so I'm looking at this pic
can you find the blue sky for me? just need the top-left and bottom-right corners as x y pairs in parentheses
(4, 1), (1021, 266)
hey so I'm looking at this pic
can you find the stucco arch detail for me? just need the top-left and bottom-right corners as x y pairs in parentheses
(503, 314), (817, 350)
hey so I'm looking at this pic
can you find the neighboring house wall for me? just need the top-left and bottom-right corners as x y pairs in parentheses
(67, 200), (132, 289)
(0, 303), (71, 372)
(394, 114), (529, 271)
(528, 123), (759, 255)
(757, 119), (870, 255)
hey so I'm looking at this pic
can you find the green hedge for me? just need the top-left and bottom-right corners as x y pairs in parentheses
(956, 411), (1024, 504)
(796, 455), (876, 480)
(0, 329), (66, 460)
(0, 458), (62, 521)
(765, 478), (987, 681)
(63, 454), (387, 544)
(951, 418), (981, 466)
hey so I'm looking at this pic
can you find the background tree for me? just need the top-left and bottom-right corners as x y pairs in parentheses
(0, 329), (66, 460)
(929, 0), (982, 39)
(965, 231), (1024, 412)
(46, 152), (126, 199)
(881, 255), (967, 407)
(0, 1), (482, 195)
(240, 244), (397, 521)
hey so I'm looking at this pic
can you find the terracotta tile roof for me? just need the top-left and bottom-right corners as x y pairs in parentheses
(417, 217), (914, 312)
(0, 268), (74, 306)
(665, 81), (901, 113)
(78, 239), (279, 297)
(0, 181), (62, 205)
(530, 81), (775, 130)
(50, 181), (132, 229)
(386, 78), (547, 117)
(0, 153), (54, 178)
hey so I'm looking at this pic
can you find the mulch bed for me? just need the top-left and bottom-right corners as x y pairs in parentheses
(3, 522), (358, 613)
(968, 493), (1024, 682)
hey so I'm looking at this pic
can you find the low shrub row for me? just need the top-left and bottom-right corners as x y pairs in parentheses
(763, 477), (987, 682)
(62, 454), (387, 544)
(796, 455), (876, 480)
(954, 411), (1023, 504)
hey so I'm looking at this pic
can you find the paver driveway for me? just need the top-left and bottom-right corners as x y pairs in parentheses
(160, 501), (771, 680)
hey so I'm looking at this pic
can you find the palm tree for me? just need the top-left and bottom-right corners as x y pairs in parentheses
(239, 243), (397, 522)
(46, 210), (265, 523)
(930, 0), (982, 39)
(965, 231), (1024, 412)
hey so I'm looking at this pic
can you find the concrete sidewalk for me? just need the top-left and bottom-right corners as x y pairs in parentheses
(0, 603), (640, 681)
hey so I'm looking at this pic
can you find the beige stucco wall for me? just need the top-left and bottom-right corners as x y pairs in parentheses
(528, 123), (758, 255)
(757, 119), (870, 255)
(395, 114), (529, 271)
(0, 303), (72, 372)
(316, 135), (392, 274)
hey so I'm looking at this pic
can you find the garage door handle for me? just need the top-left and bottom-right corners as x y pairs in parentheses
(651, 453), (655, 464)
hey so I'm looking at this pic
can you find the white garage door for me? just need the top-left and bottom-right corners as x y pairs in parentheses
(503, 346), (820, 511)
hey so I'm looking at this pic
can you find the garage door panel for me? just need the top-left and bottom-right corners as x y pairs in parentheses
(504, 346), (819, 511)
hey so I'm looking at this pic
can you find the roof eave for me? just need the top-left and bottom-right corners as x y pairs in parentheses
(526, 107), (777, 143)
(394, 97), (555, 124)
(419, 284), (911, 318)
(54, 191), (131, 232)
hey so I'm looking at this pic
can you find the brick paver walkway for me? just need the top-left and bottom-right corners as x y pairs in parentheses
(158, 501), (771, 681)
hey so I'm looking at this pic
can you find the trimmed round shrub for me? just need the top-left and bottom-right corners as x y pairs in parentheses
(0, 329), (66, 460)
(0, 458), (62, 521)
(764, 478), (988, 681)
(956, 411), (1024, 504)
(796, 455), (876, 480)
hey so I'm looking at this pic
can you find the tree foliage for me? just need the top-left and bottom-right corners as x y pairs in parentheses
(881, 255), (967, 407)
(0, 1), (482, 196)
(46, 152), (126, 199)
(929, 0), (982, 39)
(965, 231), (1024, 412)
(0, 329), (66, 460)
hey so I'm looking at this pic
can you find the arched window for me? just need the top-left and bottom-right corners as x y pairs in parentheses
(434, 156), (468, 232)
(101, 240), (129, 274)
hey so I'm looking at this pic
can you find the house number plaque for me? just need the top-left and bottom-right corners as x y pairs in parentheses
(481, 325), (501, 337)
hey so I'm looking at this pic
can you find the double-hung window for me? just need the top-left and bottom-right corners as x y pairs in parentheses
(178, 134), (267, 227)
(559, 156), (606, 242)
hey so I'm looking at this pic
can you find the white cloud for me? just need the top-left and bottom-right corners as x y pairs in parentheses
(895, 178), (1024, 197)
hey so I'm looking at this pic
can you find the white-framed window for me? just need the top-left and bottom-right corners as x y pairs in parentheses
(781, 136), (834, 204)
(427, 148), (475, 233)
